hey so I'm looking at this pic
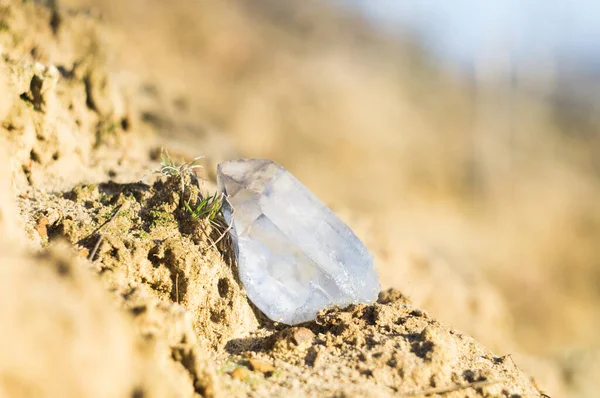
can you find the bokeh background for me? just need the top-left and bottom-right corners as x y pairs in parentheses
(62, 0), (600, 395)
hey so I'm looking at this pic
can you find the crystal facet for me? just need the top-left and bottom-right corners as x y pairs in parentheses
(217, 159), (380, 325)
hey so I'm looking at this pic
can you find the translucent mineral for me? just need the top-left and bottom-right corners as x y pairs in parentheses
(217, 159), (380, 325)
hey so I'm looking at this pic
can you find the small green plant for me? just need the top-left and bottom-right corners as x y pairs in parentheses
(153, 149), (234, 250)
(148, 208), (175, 228)
(136, 230), (150, 240)
(156, 150), (204, 196)
(105, 122), (117, 134)
(184, 193), (222, 221)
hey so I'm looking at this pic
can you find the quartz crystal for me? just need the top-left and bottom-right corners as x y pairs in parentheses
(217, 159), (380, 325)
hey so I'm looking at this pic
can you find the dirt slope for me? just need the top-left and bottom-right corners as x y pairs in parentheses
(0, 0), (550, 397)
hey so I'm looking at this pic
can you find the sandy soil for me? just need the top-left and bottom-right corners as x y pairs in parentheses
(0, 0), (594, 396)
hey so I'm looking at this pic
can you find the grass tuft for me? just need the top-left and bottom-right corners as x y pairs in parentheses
(156, 149), (204, 195)
(153, 149), (234, 251)
(184, 193), (222, 221)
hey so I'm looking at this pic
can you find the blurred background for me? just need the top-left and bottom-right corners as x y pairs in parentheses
(63, 0), (600, 395)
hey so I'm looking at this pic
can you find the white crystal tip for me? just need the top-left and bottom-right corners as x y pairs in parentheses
(217, 158), (380, 325)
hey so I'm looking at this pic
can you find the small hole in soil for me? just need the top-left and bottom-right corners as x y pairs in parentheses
(30, 149), (40, 162)
(52, 152), (59, 161)
(121, 117), (130, 131)
(131, 388), (145, 398)
(218, 278), (230, 298)
(50, 11), (61, 35)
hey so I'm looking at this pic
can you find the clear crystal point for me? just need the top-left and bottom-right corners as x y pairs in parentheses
(217, 159), (380, 325)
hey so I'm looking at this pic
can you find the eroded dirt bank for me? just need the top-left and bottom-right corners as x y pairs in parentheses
(0, 1), (548, 397)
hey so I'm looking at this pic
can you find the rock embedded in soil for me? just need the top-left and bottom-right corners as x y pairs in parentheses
(268, 326), (316, 353)
(217, 158), (380, 325)
(230, 367), (250, 381)
(34, 216), (49, 240)
(288, 327), (315, 347)
(248, 359), (276, 375)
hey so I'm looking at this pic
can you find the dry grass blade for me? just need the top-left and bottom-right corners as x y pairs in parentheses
(88, 204), (123, 262)
(206, 194), (234, 251)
